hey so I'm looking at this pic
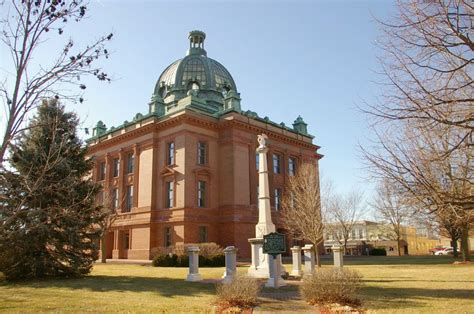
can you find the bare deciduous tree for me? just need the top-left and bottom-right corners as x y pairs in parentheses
(281, 163), (324, 267)
(0, 0), (113, 164)
(362, 123), (473, 261)
(365, 0), (473, 152)
(325, 190), (365, 253)
(438, 209), (463, 257)
(362, 0), (473, 261)
(96, 190), (119, 263)
(371, 179), (412, 256)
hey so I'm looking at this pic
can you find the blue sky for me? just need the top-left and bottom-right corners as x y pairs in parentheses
(1, 0), (395, 198)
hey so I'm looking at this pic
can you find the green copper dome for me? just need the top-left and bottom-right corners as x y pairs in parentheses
(153, 31), (237, 110)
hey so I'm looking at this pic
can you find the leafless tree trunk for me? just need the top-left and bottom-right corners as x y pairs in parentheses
(281, 163), (324, 268)
(0, 0), (113, 164)
(96, 190), (122, 263)
(325, 191), (365, 254)
(371, 179), (412, 256)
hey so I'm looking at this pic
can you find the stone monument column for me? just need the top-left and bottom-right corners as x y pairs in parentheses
(248, 134), (276, 278)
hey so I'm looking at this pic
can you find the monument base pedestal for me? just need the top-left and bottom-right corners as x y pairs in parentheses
(265, 254), (287, 288)
(247, 238), (270, 278)
(186, 273), (202, 282)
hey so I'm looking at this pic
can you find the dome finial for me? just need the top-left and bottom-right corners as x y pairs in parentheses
(187, 30), (207, 56)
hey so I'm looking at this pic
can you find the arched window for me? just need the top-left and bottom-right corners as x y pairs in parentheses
(182, 58), (206, 86)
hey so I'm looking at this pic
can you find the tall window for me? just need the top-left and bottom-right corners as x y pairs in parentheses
(125, 185), (133, 212)
(111, 188), (118, 209)
(197, 141), (206, 165)
(113, 158), (120, 177)
(359, 229), (364, 239)
(99, 161), (106, 180)
(167, 142), (175, 165)
(197, 180), (206, 208)
(124, 232), (130, 250)
(126, 153), (134, 174)
(274, 188), (282, 211)
(199, 226), (208, 243)
(166, 181), (174, 208)
(288, 157), (296, 176)
(164, 227), (172, 247)
(256, 153), (259, 171)
(351, 229), (356, 239)
(272, 154), (281, 174)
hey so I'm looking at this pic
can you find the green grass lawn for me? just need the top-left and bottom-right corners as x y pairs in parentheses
(0, 256), (473, 313)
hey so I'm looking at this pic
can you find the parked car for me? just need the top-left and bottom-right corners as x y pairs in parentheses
(434, 248), (453, 255)
(429, 246), (449, 255)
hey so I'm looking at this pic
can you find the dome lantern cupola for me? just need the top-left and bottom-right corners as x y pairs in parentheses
(187, 30), (207, 56)
(152, 30), (240, 117)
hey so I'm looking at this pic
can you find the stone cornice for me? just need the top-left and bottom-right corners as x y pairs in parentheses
(87, 109), (322, 158)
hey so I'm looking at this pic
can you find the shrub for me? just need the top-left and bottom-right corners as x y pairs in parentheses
(369, 248), (387, 256)
(198, 242), (224, 258)
(151, 243), (225, 267)
(216, 275), (261, 310)
(152, 254), (177, 267)
(300, 268), (362, 307)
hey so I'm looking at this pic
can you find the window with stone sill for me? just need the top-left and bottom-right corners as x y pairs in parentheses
(288, 157), (296, 176)
(274, 188), (282, 211)
(197, 141), (207, 165)
(199, 226), (208, 243)
(111, 188), (118, 209)
(124, 185), (133, 212)
(164, 227), (172, 247)
(197, 180), (206, 208)
(113, 158), (120, 177)
(272, 154), (281, 174)
(167, 142), (175, 166)
(166, 181), (174, 208)
(98, 161), (106, 181)
(124, 232), (130, 250)
(126, 153), (134, 174)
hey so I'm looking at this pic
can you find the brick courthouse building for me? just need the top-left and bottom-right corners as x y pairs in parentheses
(87, 31), (322, 259)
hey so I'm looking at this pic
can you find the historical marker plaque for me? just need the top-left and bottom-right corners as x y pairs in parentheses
(263, 232), (286, 258)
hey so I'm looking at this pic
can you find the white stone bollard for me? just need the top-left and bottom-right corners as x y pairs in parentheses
(332, 245), (344, 268)
(290, 246), (302, 277)
(265, 254), (286, 288)
(185, 246), (202, 282)
(222, 246), (237, 283)
(302, 244), (315, 274)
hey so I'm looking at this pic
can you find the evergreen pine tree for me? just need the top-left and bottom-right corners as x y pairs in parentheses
(0, 99), (105, 280)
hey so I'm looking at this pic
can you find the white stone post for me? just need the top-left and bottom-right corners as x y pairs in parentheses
(265, 254), (286, 288)
(290, 246), (302, 277)
(332, 245), (344, 268)
(222, 246), (237, 283)
(302, 244), (315, 274)
(185, 246), (202, 282)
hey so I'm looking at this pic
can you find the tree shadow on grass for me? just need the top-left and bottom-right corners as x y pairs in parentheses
(1, 275), (216, 298)
(361, 286), (474, 311)
(319, 255), (474, 266)
(363, 279), (474, 283)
